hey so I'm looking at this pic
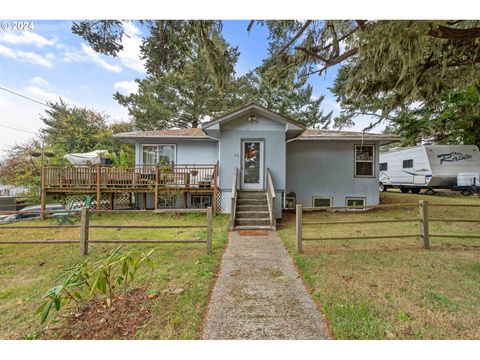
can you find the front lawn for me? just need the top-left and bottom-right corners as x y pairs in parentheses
(278, 192), (480, 339)
(0, 212), (229, 339)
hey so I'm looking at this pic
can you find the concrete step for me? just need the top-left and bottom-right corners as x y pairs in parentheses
(237, 191), (267, 200)
(235, 211), (269, 219)
(234, 225), (272, 230)
(235, 218), (270, 226)
(236, 204), (269, 212)
(237, 198), (268, 205)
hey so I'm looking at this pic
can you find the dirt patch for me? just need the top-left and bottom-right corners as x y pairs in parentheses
(238, 230), (268, 236)
(43, 288), (152, 339)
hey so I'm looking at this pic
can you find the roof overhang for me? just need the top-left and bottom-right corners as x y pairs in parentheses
(201, 103), (306, 131)
(290, 134), (402, 145)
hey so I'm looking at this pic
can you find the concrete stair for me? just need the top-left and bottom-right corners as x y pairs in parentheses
(234, 190), (271, 229)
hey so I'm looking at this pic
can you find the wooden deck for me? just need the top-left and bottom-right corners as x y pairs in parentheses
(41, 164), (217, 212)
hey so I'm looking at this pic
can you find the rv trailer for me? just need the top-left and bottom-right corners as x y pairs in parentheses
(379, 145), (480, 195)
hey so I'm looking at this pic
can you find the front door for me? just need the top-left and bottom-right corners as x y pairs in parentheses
(241, 140), (264, 189)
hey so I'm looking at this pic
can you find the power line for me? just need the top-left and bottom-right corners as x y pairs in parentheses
(0, 123), (37, 134)
(0, 85), (52, 108)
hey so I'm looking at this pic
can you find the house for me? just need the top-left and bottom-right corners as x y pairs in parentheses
(111, 103), (400, 228)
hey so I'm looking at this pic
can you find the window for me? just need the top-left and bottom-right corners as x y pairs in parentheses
(403, 159), (413, 168)
(191, 195), (211, 208)
(284, 197), (296, 210)
(355, 145), (375, 177)
(157, 194), (176, 208)
(346, 197), (366, 211)
(379, 162), (388, 171)
(142, 144), (176, 165)
(313, 197), (332, 207)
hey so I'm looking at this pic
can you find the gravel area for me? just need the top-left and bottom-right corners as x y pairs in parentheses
(202, 231), (329, 339)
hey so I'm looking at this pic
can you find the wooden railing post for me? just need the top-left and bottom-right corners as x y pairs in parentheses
(80, 207), (89, 255)
(154, 166), (159, 210)
(419, 200), (430, 249)
(296, 204), (303, 253)
(206, 206), (213, 254)
(40, 164), (46, 220)
(96, 164), (101, 210)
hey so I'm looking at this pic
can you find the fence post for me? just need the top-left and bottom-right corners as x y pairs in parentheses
(80, 207), (89, 255)
(419, 200), (429, 249)
(206, 206), (213, 254)
(296, 204), (303, 253)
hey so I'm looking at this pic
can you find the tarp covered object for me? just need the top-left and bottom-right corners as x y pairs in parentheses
(64, 150), (110, 165)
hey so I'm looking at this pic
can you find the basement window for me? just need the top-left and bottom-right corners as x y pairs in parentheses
(355, 145), (375, 177)
(191, 195), (211, 208)
(157, 194), (176, 208)
(313, 197), (332, 208)
(346, 197), (366, 211)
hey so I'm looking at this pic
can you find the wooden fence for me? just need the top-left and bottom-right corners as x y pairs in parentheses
(295, 201), (480, 253)
(0, 207), (213, 255)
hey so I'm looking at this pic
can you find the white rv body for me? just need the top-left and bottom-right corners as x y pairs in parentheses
(380, 145), (480, 189)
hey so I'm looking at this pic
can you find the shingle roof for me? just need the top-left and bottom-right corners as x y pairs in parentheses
(114, 128), (209, 139)
(296, 129), (401, 142)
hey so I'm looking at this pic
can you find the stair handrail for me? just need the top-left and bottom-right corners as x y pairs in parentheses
(230, 167), (238, 229)
(266, 168), (276, 230)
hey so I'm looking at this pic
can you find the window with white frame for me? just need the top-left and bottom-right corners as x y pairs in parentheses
(157, 193), (176, 208)
(346, 197), (366, 211)
(142, 144), (176, 165)
(191, 195), (211, 208)
(355, 145), (375, 177)
(313, 197), (332, 207)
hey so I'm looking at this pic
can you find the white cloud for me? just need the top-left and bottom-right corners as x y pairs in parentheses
(0, 44), (53, 67)
(117, 21), (146, 73)
(25, 86), (70, 103)
(81, 43), (122, 73)
(114, 80), (139, 95)
(0, 31), (57, 47)
(30, 76), (49, 87)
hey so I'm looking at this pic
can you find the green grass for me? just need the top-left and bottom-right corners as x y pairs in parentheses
(0, 212), (229, 339)
(278, 192), (480, 339)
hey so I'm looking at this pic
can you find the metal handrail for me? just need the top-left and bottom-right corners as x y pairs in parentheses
(230, 168), (238, 229)
(266, 168), (276, 230)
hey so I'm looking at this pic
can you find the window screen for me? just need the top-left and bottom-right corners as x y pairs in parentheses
(403, 159), (413, 168)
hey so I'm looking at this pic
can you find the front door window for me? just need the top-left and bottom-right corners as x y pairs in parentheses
(243, 141), (261, 184)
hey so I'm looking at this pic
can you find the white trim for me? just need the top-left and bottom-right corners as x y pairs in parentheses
(345, 197), (366, 211)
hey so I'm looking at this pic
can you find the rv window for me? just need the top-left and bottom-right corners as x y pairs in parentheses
(191, 195), (211, 208)
(379, 162), (388, 171)
(313, 197), (332, 207)
(403, 159), (413, 168)
(346, 197), (366, 211)
(355, 145), (375, 177)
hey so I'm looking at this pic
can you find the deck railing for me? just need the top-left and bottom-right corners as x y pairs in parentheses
(44, 164), (217, 190)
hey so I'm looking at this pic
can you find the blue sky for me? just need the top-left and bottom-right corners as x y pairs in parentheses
(0, 20), (369, 155)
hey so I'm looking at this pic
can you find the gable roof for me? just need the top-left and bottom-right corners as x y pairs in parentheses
(294, 129), (401, 144)
(201, 102), (306, 130)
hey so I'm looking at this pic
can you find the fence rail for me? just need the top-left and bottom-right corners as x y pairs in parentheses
(295, 201), (480, 253)
(0, 207), (213, 255)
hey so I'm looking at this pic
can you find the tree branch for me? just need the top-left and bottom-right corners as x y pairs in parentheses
(428, 25), (480, 40)
(277, 20), (313, 55)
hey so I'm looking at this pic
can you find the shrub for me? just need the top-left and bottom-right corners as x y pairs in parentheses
(37, 246), (154, 324)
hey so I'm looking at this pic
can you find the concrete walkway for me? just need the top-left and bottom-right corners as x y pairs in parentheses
(202, 231), (329, 340)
